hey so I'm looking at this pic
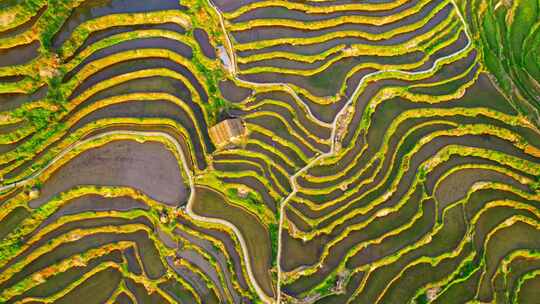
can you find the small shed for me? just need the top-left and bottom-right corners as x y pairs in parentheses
(209, 118), (247, 148)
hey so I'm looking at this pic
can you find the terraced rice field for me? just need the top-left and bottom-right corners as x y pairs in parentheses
(0, 0), (539, 303)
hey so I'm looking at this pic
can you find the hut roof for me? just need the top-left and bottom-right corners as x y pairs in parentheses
(209, 118), (246, 147)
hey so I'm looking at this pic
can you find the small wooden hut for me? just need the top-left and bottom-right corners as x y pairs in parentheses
(208, 118), (247, 148)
